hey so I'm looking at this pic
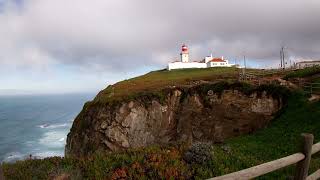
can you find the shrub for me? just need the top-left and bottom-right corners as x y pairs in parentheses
(183, 142), (213, 165)
(284, 66), (320, 80)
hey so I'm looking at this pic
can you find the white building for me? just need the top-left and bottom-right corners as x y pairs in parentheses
(181, 45), (189, 63)
(167, 44), (234, 70)
(295, 60), (320, 69)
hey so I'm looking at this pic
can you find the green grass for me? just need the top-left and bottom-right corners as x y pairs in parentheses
(284, 66), (320, 80)
(2, 146), (191, 180)
(92, 67), (290, 105)
(94, 67), (240, 103)
(197, 92), (320, 179)
(2, 92), (320, 179)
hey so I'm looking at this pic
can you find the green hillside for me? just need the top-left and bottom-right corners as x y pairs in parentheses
(94, 67), (287, 103)
(285, 66), (320, 80)
(94, 67), (239, 103)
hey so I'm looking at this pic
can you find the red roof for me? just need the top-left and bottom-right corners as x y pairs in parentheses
(209, 58), (226, 62)
(182, 45), (188, 52)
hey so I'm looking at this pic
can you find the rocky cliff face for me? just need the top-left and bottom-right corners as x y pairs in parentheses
(66, 82), (286, 157)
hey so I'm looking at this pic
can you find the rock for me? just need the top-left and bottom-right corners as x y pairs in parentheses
(309, 94), (320, 102)
(103, 140), (120, 151)
(105, 126), (130, 148)
(100, 121), (108, 129)
(66, 84), (285, 157)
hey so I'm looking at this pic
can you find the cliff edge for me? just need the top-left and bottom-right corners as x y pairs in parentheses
(66, 74), (289, 157)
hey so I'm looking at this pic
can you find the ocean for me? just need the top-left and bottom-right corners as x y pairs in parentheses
(0, 93), (94, 162)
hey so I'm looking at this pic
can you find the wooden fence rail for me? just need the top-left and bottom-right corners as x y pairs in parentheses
(303, 83), (320, 95)
(208, 134), (320, 180)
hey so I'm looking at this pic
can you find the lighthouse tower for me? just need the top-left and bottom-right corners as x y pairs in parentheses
(180, 44), (189, 63)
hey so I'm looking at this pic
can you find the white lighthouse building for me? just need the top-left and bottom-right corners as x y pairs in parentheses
(167, 44), (234, 70)
(180, 44), (189, 63)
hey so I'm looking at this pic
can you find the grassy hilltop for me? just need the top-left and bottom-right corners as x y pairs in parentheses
(95, 67), (239, 103)
(94, 67), (285, 103)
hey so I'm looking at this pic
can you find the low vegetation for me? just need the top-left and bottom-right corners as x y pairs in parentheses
(284, 66), (320, 80)
(90, 67), (290, 107)
(2, 92), (320, 179)
(195, 92), (320, 179)
(94, 67), (240, 103)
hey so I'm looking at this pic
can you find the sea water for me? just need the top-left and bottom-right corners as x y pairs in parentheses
(0, 93), (94, 162)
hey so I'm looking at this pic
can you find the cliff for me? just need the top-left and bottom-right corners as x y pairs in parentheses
(66, 81), (289, 157)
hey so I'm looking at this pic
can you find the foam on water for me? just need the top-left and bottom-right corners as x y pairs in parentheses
(38, 123), (71, 129)
(0, 93), (94, 162)
(34, 151), (64, 158)
(3, 152), (26, 162)
(39, 130), (68, 148)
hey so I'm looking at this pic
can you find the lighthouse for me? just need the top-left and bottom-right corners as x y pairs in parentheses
(180, 44), (189, 63)
(167, 44), (234, 70)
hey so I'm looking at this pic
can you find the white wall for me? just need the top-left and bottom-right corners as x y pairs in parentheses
(207, 60), (233, 67)
(181, 53), (189, 63)
(297, 62), (320, 69)
(168, 62), (207, 70)
(205, 56), (212, 63)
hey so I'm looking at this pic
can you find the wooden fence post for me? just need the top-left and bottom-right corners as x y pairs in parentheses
(294, 133), (314, 180)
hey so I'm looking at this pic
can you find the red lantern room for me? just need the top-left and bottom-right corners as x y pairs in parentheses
(180, 44), (189, 63)
(181, 44), (188, 52)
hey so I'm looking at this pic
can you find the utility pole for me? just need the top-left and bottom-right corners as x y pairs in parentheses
(280, 50), (283, 69)
(243, 55), (246, 81)
(283, 47), (285, 69)
(280, 46), (286, 70)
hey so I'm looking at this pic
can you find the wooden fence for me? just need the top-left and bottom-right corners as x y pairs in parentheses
(303, 83), (320, 95)
(288, 79), (320, 95)
(238, 72), (276, 86)
(238, 68), (290, 82)
(208, 134), (320, 180)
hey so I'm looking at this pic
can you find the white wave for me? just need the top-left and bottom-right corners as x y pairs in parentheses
(38, 123), (50, 128)
(38, 130), (68, 148)
(3, 151), (64, 162)
(34, 151), (64, 158)
(25, 141), (36, 147)
(3, 152), (26, 162)
(38, 123), (71, 129)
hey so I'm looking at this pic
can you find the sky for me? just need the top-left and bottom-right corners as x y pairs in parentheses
(0, 0), (319, 94)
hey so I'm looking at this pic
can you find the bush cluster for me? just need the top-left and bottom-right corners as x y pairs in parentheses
(183, 142), (213, 165)
(284, 66), (320, 80)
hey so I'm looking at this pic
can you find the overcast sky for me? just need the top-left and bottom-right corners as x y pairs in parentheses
(0, 0), (319, 94)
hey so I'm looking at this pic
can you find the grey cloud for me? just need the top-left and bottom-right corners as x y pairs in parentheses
(0, 0), (319, 72)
